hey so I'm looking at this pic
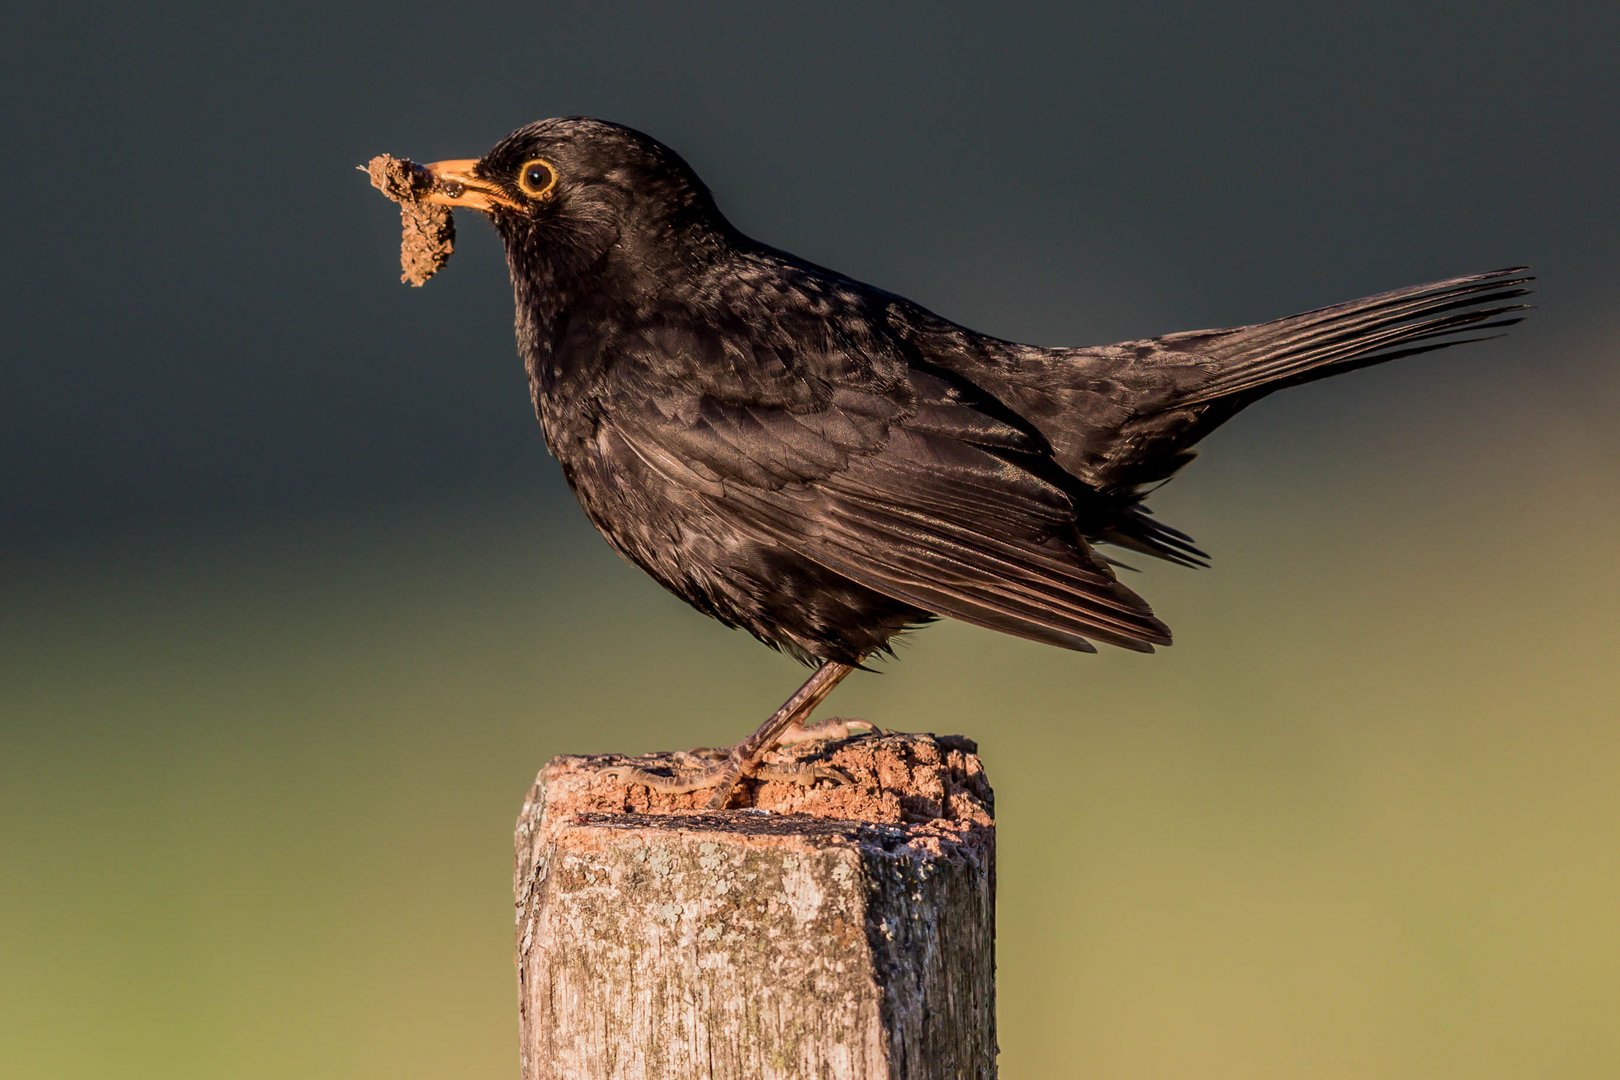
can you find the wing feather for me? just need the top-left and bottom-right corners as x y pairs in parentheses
(601, 276), (1173, 654)
(611, 369), (1171, 653)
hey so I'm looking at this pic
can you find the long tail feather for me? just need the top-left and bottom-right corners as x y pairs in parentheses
(1100, 506), (1211, 568)
(1177, 267), (1533, 407)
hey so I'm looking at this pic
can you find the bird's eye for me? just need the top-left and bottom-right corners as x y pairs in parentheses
(517, 158), (557, 199)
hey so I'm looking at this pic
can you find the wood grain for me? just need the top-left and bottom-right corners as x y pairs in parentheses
(514, 733), (996, 1079)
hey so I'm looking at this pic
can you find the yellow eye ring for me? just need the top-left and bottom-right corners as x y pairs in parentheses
(517, 158), (557, 200)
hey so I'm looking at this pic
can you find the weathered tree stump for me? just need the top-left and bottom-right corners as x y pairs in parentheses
(513, 732), (996, 1079)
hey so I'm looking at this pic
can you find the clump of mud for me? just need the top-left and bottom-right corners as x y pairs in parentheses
(365, 154), (454, 286)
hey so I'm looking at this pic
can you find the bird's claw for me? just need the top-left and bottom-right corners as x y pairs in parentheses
(600, 763), (720, 795)
(753, 760), (854, 787)
(777, 715), (883, 746)
(602, 750), (855, 801)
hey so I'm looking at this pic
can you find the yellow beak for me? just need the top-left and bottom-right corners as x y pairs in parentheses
(421, 159), (523, 213)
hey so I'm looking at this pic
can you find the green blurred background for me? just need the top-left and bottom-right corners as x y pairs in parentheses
(5, 3), (1617, 1077)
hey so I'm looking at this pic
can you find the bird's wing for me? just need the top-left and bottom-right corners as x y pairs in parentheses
(602, 312), (1171, 654)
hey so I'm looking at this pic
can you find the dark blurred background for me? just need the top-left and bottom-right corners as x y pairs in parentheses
(5, 3), (1617, 1077)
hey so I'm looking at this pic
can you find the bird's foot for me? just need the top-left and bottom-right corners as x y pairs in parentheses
(776, 715), (883, 746)
(604, 660), (865, 809)
(603, 745), (852, 805)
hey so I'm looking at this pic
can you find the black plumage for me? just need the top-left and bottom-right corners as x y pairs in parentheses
(415, 117), (1528, 804)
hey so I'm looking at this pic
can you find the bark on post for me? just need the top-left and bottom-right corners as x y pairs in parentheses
(513, 732), (996, 1079)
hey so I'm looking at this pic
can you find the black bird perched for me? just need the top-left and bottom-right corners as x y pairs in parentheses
(413, 117), (1528, 807)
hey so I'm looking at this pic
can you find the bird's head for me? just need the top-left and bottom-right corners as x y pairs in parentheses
(422, 118), (731, 302)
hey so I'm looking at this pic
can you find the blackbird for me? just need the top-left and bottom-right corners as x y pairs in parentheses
(414, 117), (1528, 807)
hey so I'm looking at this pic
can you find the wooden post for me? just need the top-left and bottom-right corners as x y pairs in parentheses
(513, 732), (996, 1079)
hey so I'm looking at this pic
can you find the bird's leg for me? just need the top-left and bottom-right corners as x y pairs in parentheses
(605, 661), (858, 808)
(700, 660), (859, 808)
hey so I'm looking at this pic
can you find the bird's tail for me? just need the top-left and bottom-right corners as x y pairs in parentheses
(1173, 266), (1533, 408)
